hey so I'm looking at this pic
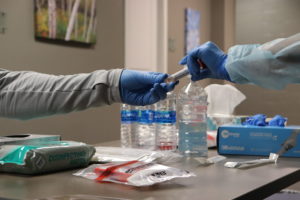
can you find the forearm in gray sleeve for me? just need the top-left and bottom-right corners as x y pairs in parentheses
(0, 68), (123, 120)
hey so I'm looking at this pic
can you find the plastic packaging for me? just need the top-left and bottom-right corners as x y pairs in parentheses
(177, 79), (208, 157)
(120, 104), (138, 148)
(74, 160), (195, 187)
(165, 67), (189, 83)
(91, 146), (182, 164)
(135, 105), (156, 150)
(224, 153), (278, 169)
(0, 141), (95, 174)
(155, 92), (177, 151)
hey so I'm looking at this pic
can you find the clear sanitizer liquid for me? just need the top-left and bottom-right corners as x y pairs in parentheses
(177, 79), (208, 157)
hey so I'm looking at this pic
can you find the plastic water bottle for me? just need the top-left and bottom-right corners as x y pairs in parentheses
(135, 105), (155, 150)
(177, 79), (208, 157)
(155, 92), (177, 151)
(120, 104), (137, 148)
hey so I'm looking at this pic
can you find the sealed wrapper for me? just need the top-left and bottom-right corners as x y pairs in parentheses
(0, 141), (95, 174)
(74, 161), (195, 187)
(224, 153), (278, 169)
(92, 146), (182, 164)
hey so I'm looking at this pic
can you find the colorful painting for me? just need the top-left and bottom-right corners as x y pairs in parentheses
(185, 8), (200, 54)
(34, 0), (97, 44)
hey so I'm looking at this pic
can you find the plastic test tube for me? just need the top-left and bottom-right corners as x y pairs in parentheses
(165, 67), (189, 83)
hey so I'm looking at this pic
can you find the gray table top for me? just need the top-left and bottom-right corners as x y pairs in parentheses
(0, 141), (300, 200)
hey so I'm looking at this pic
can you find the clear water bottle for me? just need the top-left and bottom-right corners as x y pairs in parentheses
(177, 79), (208, 157)
(155, 92), (177, 151)
(120, 104), (137, 148)
(135, 105), (155, 150)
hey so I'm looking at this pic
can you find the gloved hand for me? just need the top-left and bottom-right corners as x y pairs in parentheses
(119, 69), (178, 106)
(179, 41), (231, 81)
(243, 114), (268, 126)
(268, 115), (287, 127)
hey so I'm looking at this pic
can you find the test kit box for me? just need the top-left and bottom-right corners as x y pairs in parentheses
(217, 125), (300, 157)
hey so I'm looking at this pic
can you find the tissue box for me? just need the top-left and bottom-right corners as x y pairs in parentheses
(217, 125), (300, 157)
(206, 115), (247, 148)
(207, 115), (247, 131)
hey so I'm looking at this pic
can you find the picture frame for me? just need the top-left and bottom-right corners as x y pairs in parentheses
(34, 0), (97, 45)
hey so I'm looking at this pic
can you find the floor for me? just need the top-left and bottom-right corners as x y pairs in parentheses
(287, 181), (300, 190)
(265, 181), (300, 200)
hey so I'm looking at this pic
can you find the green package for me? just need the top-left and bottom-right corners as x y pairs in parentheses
(0, 141), (95, 174)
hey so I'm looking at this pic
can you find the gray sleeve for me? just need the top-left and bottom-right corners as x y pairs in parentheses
(0, 68), (123, 120)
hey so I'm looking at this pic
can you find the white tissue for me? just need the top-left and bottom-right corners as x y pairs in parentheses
(204, 84), (246, 147)
(204, 84), (246, 116)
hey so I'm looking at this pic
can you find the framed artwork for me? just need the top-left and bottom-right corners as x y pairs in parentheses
(34, 0), (97, 44)
(184, 8), (200, 54)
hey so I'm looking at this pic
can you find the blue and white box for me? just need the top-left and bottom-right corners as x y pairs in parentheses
(217, 125), (300, 157)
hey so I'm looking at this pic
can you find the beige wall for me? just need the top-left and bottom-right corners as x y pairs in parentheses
(210, 0), (235, 85)
(4, 0), (298, 146)
(211, 0), (235, 51)
(234, 0), (300, 124)
(168, 0), (236, 89)
(167, 0), (300, 126)
(168, 0), (212, 89)
(0, 0), (124, 144)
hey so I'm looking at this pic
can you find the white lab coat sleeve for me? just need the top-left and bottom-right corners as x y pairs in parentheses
(225, 40), (300, 90)
(0, 68), (123, 120)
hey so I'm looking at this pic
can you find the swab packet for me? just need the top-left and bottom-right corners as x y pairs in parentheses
(91, 146), (182, 164)
(224, 153), (278, 169)
(74, 160), (195, 187)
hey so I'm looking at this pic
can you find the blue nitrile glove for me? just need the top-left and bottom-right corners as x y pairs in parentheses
(243, 114), (268, 126)
(119, 69), (178, 106)
(268, 115), (287, 127)
(179, 41), (231, 82)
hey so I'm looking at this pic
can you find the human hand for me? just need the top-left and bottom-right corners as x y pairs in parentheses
(179, 41), (231, 81)
(243, 114), (268, 126)
(268, 115), (287, 127)
(119, 70), (178, 106)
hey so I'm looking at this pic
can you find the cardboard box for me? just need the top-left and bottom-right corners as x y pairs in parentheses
(217, 125), (300, 157)
(207, 115), (248, 131)
(0, 134), (61, 145)
(206, 115), (247, 148)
